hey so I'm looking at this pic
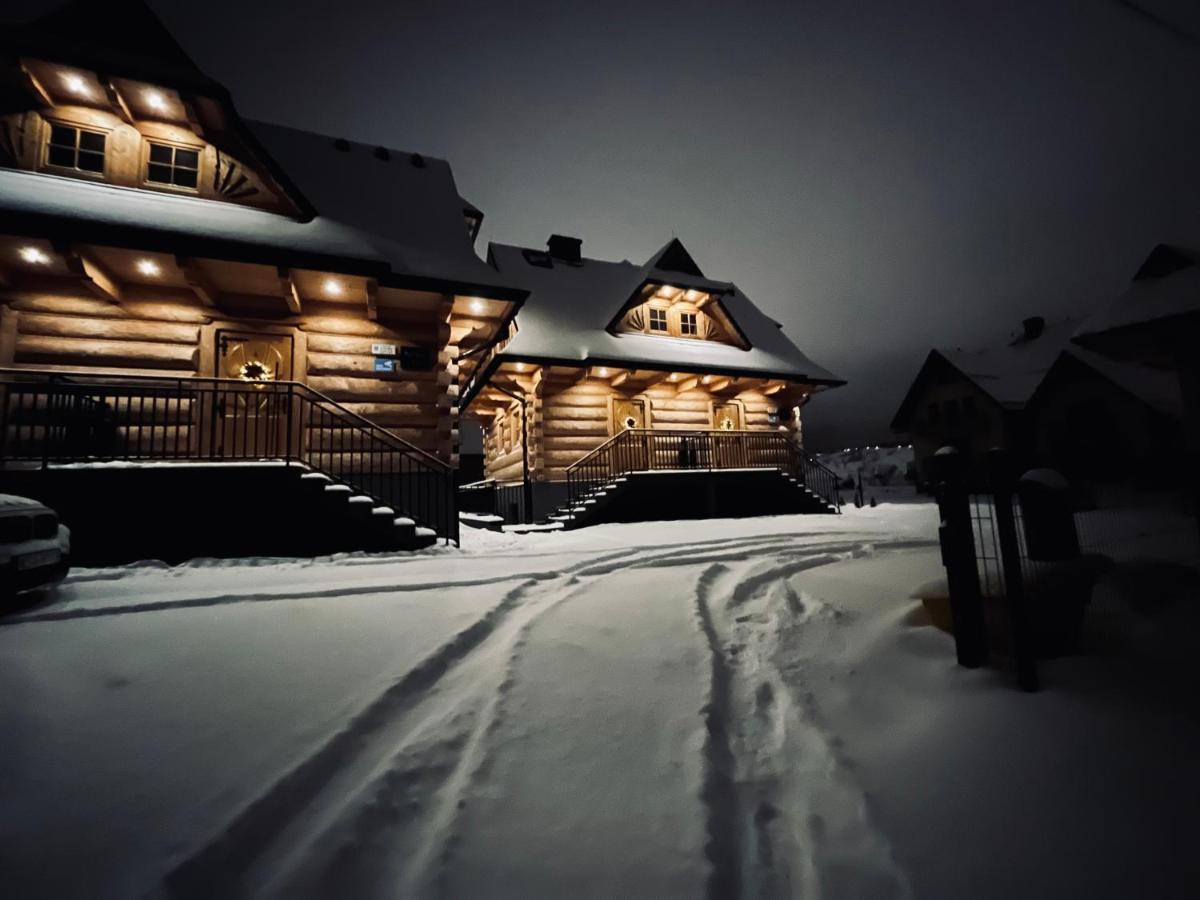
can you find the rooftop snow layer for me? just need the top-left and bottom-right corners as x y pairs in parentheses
(486, 242), (843, 385)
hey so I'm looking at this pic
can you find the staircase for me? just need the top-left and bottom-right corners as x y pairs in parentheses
(0, 369), (456, 562)
(545, 429), (842, 530)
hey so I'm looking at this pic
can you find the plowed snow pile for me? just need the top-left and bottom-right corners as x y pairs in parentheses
(3, 502), (1199, 899)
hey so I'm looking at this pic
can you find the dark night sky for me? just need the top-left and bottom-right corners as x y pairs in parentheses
(14, 1), (1200, 450)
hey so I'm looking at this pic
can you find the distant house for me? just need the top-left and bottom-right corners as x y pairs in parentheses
(459, 235), (845, 525)
(892, 316), (1181, 483)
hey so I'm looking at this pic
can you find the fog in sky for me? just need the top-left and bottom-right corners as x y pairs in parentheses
(15, 0), (1200, 449)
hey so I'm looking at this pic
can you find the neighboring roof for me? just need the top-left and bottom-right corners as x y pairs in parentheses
(0, 128), (525, 300)
(1074, 244), (1200, 344)
(483, 240), (844, 385)
(247, 122), (524, 298)
(892, 316), (1181, 430)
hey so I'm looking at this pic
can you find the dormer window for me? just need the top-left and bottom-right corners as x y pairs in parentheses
(648, 307), (669, 332)
(46, 124), (106, 174)
(679, 312), (698, 336)
(146, 142), (200, 189)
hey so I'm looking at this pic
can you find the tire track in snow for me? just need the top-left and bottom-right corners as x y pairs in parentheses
(695, 563), (742, 900)
(705, 554), (914, 899)
(163, 577), (545, 898)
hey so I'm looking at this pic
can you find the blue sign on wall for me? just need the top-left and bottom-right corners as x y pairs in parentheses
(374, 357), (396, 373)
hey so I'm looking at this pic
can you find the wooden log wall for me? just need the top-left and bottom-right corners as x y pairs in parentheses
(1, 288), (456, 462)
(482, 373), (791, 484)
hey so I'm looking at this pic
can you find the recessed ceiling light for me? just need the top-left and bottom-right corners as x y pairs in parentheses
(19, 246), (51, 265)
(469, 298), (486, 314)
(669, 373), (679, 381)
(514, 363), (526, 372)
(135, 258), (161, 277)
(597, 367), (609, 377)
(61, 72), (90, 97)
(323, 278), (344, 297)
(144, 90), (168, 111)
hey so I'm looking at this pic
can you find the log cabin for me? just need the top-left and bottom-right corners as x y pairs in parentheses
(459, 235), (846, 527)
(0, 0), (525, 560)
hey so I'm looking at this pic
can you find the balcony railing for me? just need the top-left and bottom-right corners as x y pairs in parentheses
(566, 428), (841, 513)
(0, 368), (458, 544)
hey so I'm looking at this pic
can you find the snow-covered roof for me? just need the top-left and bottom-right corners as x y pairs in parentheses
(0, 132), (525, 300)
(892, 316), (1181, 429)
(1074, 244), (1200, 343)
(484, 240), (844, 385)
(247, 122), (524, 298)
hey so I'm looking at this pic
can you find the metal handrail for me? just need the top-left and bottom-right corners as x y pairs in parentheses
(565, 428), (841, 513)
(0, 368), (458, 544)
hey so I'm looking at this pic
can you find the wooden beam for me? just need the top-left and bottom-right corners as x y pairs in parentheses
(278, 266), (302, 315)
(610, 371), (630, 388)
(677, 375), (700, 393)
(175, 256), (219, 307)
(18, 63), (54, 107)
(364, 278), (378, 321)
(707, 376), (732, 393)
(104, 79), (136, 124)
(56, 244), (122, 303)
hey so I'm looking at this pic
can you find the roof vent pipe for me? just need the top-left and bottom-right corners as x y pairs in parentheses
(547, 234), (582, 262)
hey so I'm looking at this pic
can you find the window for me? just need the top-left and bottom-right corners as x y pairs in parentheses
(927, 402), (941, 424)
(147, 142), (200, 188)
(679, 312), (698, 336)
(47, 124), (105, 174)
(648, 307), (668, 332)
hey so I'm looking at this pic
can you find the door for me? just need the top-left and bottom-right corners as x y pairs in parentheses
(213, 330), (295, 459)
(611, 397), (650, 469)
(713, 402), (745, 467)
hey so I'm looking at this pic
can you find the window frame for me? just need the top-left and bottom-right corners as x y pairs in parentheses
(678, 311), (699, 337)
(647, 306), (669, 333)
(143, 138), (203, 193)
(42, 119), (109, 179)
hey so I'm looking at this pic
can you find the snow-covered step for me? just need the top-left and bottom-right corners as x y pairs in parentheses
(393, 516), (415, 527)
(323, 484), (352, 494)
(371, 506), (395, 516)
(571, 506), (586, 513)
(300, 472), (332, 482)
(414, 526), (436, 538)
(603, 483), (619, 490)
(548, 514), (574, 522)
(347, 494), (373, 505)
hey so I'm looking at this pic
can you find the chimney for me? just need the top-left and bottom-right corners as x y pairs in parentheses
(1021, 316), (1045, 341)
(547, 234), (582, 262)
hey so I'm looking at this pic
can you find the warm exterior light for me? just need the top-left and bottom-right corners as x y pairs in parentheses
(669, 373), (679, 381)
(470, 298), (486, 314)
(135, 258), (161, 277)
(19, 246), (50, 265)
(514, 363), (526, 372)
(597, 367), (609, 377)
(684, 289), (704, 302)
(62, 72), (90, 97)
(323, 278), (344, 297)
(702, 375), (713, 384)
(144, 90), (168, 111)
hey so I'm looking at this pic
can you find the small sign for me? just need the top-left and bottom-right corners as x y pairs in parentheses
(400, 345), (435, 371)
(373, 357), (396, 373)
(371, 343), (397, 356)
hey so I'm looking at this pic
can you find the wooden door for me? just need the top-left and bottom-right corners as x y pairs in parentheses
(713, 402), (745, 467)
(611, 397), (649, 469)
(213, 331), (295, 459)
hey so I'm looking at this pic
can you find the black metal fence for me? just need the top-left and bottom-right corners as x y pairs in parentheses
(458, 479), (529, 526)
(0, 368), (458, 544)
(565, 428), (842, 512)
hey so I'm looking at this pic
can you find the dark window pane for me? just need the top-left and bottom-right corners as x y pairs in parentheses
(173, 167), (198, 188)
(47, 145), (76, 167)
(175, 148), (199, 169)
(149, 143), (173, 164)
(147, 163), (173, 184)
(944, 399), (961, 427)
(49, 125), (76, 147)
(78, 130), (105, 152)
(77, 151), (104, 173)
(927, 402), (940, 423)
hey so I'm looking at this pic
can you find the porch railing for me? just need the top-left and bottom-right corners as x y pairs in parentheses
(0, 368), (458, 544)
(565, 428), (841, 513)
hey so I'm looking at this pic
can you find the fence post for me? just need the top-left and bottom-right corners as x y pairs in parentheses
(930, 446), (987, 668)
(987, 449), (1039, 692)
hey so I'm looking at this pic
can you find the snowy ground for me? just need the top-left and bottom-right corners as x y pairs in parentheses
(2, 499), (1199, 899)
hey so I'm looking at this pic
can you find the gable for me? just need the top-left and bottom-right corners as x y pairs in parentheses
(644, 238), (704, 277)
